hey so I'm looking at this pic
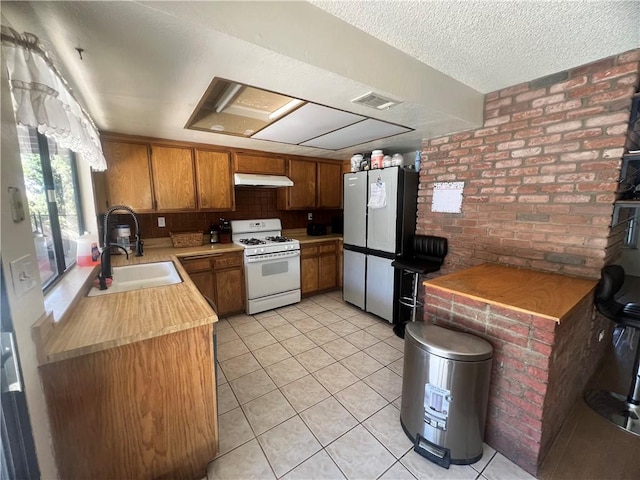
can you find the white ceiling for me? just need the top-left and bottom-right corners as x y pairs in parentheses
(1, 1), (638, 161)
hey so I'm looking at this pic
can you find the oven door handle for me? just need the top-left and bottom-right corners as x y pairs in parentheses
(245, 250), (300, 263)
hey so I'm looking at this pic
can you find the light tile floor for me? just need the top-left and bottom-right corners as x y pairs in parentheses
(208, 291), (534, 480)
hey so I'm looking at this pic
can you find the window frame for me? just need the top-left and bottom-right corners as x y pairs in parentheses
(21, 126), (85, 292)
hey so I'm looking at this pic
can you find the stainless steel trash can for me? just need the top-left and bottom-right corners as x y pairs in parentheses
(401, 323), (493, 468)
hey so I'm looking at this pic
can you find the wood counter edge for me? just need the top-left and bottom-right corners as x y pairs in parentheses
(34, 254), (218, 365)
(424, 279), (597, 324)
(424, 282), (562, 322)
(37, 315), (217, 365)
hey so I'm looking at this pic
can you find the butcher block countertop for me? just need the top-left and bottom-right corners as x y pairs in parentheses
(425, 263), (598, 322)
(37, 252), (217, 365)
(37, 232), (343, 364)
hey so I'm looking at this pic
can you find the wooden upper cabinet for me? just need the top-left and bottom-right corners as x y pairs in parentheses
(317, 161), (342, 208)
(235, 153), (286, 175)
(281, 159), (317, 209)
(195, 149), (234, 211)
(150, 145), (196, 210)
(102, 141), (154, 211)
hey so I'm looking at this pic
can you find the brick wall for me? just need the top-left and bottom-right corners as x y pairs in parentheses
(417, 49), (640, 279)
(112, 188), (342, 238)
(424, 285), (606, 475)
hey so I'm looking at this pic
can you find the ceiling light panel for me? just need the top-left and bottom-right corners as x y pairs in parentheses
(300, 118), (412, 150)
(251, 103), (365, 144)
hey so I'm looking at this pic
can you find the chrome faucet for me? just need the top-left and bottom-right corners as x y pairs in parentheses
(100, 205), (143, 286)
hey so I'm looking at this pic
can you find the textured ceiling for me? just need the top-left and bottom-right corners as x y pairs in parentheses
(312, 0), (640, 93)
(1, 1), (638, 161)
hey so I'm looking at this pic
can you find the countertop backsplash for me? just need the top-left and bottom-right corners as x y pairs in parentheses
(103, 188), (342, 239)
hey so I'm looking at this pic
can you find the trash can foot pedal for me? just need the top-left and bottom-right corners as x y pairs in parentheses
(414, 434), (451, 469)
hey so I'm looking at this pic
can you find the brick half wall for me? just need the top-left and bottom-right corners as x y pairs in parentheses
(424, 285), (608, 476)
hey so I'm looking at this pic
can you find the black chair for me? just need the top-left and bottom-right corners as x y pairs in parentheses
(585, 265), (640, 436)
(391, 235), (448, 338)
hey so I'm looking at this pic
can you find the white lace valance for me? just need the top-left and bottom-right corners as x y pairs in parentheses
(1, 26), (106, 171)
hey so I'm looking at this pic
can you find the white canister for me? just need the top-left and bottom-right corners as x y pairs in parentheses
(392, 153), (404, 166)
(383, 155), (392, 168)
(351, 154), (363, 172)
(113, 224), (131, 252)
(371, 150), (384, 169)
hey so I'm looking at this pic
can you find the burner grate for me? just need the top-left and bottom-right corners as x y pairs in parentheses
(265, 236), (293, 243)
(239, 238), (266, 245)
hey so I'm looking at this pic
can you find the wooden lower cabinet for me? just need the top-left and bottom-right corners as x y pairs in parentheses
(41, 325), (217, 480)
(215, 267), (244, 315)
(338, 242), (343, 288)
(301, 254), (319, 294)
(181, 252), (245, 316)
(300, 241), (339, 296)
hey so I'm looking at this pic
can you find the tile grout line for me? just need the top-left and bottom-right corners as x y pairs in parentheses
(213, 294), (407, 479)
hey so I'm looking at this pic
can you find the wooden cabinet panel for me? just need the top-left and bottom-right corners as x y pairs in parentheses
(181, 253), (245, 317)
(215, 267), (244, 316)
(195, 149), (234, 211)
(212, 254), (242, 269)
(235, 153), (285, 175)
(41, 325), (217, 480)
(301, 256), (319, 295)
(338, 243), (343, 288)
(102, 141), (154, 211)
(317, 162), (343, 208)
(91, 171), (109, 214)
(189, 270), (216, 303)
(181, 256), (212, 273)
(318, 253), (337, 291)
(301, 241), (338, 295)
(286, 159), (317, 209)
(151, 145), (196, 210)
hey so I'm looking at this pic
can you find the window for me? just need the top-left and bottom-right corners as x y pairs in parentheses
(17, 125), (84, 290)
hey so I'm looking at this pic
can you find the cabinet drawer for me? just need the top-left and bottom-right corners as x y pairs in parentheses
(213, 254), (243, 270)
(319, 243), (336, 254)
(181, 257), (211, 272)
(301, 246), (319, 257)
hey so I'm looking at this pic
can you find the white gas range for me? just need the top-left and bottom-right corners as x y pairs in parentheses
(231, 219), (301, 314)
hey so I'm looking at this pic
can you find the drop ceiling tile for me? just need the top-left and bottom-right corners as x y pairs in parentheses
(300, 118), (412, 150)
(251, 103), (364, 144)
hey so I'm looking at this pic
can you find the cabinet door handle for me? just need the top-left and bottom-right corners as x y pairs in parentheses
(183, 253), (222, 260)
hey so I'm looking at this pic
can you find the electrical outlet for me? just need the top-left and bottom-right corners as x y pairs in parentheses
(158, 216), (166, 227)
(10, 254), (36, 298)
(307, 213), (313, 221)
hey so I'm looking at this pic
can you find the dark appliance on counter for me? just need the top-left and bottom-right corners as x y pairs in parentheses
(342, 166), (419, 324)
(209, 224), (219, 244)
(331, 215), (344, 234)
(219, 218), (232, 244)
(307, 223), (327, 236)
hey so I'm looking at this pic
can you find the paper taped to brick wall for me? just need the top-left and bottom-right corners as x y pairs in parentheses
(432, 181), (464, 213)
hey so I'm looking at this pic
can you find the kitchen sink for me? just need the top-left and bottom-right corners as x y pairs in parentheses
(87, 261), (182, 297)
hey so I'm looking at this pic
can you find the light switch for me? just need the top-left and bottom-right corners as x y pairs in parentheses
(158, 216), (166, 227)
(10, 254), (37, 298)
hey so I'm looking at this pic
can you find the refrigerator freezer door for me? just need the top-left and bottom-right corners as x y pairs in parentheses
(367, 168), (399, 253)
(343, 172), (367, 248)
(343, 249), (366, 309)
(365, 254), (395, 323)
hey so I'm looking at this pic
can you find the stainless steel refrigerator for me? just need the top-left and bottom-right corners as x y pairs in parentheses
(343, 166), (419, 323)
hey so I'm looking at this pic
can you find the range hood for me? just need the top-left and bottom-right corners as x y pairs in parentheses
(234, 173), (294, 188)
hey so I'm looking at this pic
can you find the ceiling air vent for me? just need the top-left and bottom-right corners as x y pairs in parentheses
(351, 92), (400, 110)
